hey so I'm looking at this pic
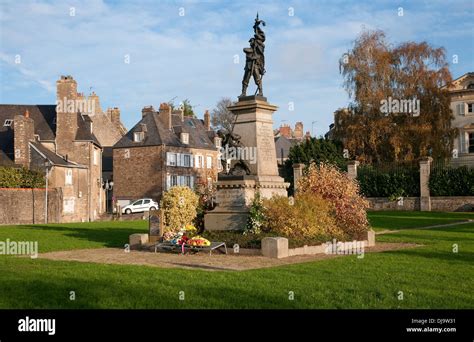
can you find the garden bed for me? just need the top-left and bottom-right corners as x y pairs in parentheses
(201, 230), (333, 249)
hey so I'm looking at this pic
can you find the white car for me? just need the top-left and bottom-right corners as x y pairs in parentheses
(122, 198), (159, 214)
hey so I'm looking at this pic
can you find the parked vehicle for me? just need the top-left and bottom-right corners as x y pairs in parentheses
(122, 198), (159, 214)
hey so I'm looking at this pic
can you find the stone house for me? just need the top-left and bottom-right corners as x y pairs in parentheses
(0, 75), (126, 222)
(444, 72), (474, 166)
(112, 103), (220, 207)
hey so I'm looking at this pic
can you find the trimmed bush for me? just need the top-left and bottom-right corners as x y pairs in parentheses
(357, 164), (420, 197)
(263, 193), (345, 241)
(0, 167), (45, 188)
(160, 186), (199, 233)
(298, 162), (369, 240)
(429, 166), (474, 196)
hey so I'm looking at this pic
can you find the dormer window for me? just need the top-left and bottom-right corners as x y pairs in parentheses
(134, 132), (145, 142)
(467, 83), (474, 90)
(180, 132), (189, 144)
(214, 137), (222, 148)
(3, 119), (13, 127)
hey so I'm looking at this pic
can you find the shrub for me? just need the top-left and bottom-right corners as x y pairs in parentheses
(0, 167), (45, 188)
(160, 186), (199, 234)
(263, 193), (345, 241)
(245, 191), (265, 235)
(194, 183), (216, 234)
(357, 164), (420, 197)
(429, 166), (474, 196)
(297, 162), (369, 239)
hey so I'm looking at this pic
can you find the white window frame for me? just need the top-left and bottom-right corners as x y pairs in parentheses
(167, 152), (177, 166)
(134, 132), (144, 142)
(183, 154), (192, 167)
(206, 155), (212, 169)
(467, 103), (474, 114)
(195, 155), (203, 168)
(65, 169), (73, 185)
(3, 119), (13, 127)
(181, 132), (189, 144)
(214, 137), (222, 148)
(456, 102), (466, 116)
(171, 175), (178, 187)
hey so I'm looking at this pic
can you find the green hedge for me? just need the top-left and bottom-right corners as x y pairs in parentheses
(357, 165), (420, 197)
(429, 166), (474, 196)
(0, 167), (45, 188)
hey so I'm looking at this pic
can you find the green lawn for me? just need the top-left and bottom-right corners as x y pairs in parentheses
(0, 211), (473, 309)
(368, 211), (474, 231)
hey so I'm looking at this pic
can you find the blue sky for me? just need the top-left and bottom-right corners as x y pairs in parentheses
(1, 0), (473, 135)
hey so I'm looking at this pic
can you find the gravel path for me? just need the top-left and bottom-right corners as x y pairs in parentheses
(38, 242), (419, 271)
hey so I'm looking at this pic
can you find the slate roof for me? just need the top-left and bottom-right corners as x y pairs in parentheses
(75, 113), (101, 146)
(30, 141), (86, 168)
(0, 105), (101, 166)
(275, 135), (300, 160)
(0, 104), (56, 139)
(113, 112), (217, 151)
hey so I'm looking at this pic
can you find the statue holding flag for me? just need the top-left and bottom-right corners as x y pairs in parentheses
(240, 14), (266, 97)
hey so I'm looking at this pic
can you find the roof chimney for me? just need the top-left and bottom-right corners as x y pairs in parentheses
(204, 110), (211, 130)
(159, 103), (172, 130)
(173, 108), (184, 122)
(142, 105), (155, 118)
(24, 110), (30, 118)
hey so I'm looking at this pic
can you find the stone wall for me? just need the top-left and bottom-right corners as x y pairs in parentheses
(430, 196), (474, 212)
(367, 197), (420, 211)
(0, 188), (61, 225)
(367, 196), (474, 212)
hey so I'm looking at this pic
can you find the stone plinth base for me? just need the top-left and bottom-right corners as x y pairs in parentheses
(204, 210), (249, 231)
(204, 175), (289, 231)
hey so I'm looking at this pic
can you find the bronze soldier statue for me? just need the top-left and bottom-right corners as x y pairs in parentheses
(240, 14), (266, 97)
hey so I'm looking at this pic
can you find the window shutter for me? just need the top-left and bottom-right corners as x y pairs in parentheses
(457, 103), (465, 116)
(190, 176), (194, 189)
(460, 132), (467, 153)
(166, 175), (171, 190)
(195, 155), (199, 168)
(166, 152), (171, 166)
(176, 153), (181, 167)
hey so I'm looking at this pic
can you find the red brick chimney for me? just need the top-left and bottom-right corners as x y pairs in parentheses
(142, 105), (155, 118)
(279, 124), (291, 138)
(204, 110), (211, 130)
(159, 103), (172, 130)
(14, 110), (35, 167)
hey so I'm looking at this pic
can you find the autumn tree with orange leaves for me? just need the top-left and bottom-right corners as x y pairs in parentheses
(334, 30), (456, 163)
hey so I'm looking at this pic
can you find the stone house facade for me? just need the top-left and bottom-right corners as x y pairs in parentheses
(113, 103), (220, 206)
(0, 75), (126, 222)
(444, 72), (474, 166)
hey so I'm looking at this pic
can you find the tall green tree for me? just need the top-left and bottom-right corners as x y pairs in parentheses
(334, 30), (456, 163)
(283, 137), (346, 195)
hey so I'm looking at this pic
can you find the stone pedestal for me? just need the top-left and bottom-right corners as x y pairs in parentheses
(204, 96), (289, 231)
